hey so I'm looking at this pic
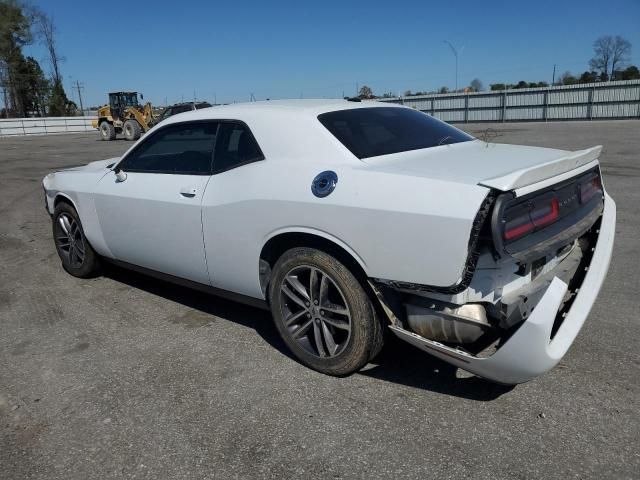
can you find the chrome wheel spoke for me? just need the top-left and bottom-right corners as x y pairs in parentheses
(309, 268), (319, 303)
(291, 319), (313, 339)
(58, 215), (71, 235)
(318, 275), (329, 306)
(281, 283), (308, 309)
(312, 320), (327, 357)
(286, 275), (310, 302)
(321, 321), (338, 355)
(55, 214), (85, 267)
(56, 236), (71, 247)
(284, 308), (308, 327)
(321, 316), (350, 331)
(321, 302), (349, 316)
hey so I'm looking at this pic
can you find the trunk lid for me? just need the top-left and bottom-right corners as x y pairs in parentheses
(362, 140), (602, 191)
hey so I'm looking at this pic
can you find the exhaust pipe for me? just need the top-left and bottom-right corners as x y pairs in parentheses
(406, 300), (492, 344)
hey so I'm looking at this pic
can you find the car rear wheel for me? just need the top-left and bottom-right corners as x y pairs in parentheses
(123, 119), (142, 141)
(268, 247), (383, 376)
(52, 202), (100, 278)
(99, 121), (116, 141)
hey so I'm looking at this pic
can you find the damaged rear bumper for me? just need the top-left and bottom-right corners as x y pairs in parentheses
(389, 192), (616, 384)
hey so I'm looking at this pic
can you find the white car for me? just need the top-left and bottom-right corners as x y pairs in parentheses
(43, 100), (616, 384)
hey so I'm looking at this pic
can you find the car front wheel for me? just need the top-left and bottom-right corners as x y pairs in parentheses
(269, 247), (383, 376)
(52, 202), (100, 278)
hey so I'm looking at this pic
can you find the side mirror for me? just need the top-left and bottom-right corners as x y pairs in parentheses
(140, 93), (144, 100)
(114, 166), (127, 183)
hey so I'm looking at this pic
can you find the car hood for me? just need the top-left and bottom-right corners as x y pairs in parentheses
(58, 157), (119, 173)
(362, 140), (601, 191)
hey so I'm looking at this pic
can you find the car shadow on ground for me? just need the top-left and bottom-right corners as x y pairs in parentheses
(359, 336), (514, 401)
(103, 264), (513, 401)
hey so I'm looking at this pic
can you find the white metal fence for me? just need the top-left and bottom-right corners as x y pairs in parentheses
(378, 79), (640, 123)
(2, 81), (639, 136)
(0, 116), (97, 137)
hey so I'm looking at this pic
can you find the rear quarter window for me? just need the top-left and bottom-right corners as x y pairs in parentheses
(318, 107), (473, 159)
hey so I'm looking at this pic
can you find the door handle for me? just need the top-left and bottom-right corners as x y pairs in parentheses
(179, 186), (197, 198)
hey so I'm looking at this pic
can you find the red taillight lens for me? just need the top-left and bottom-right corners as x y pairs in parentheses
(504, 216), (534, 241)
(531, 197), (559, 228)
(503, 197), (559, 242)
(580, 176), (602, 204)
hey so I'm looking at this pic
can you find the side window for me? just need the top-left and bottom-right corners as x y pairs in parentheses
(213, 122), (264, 173)
(119, 122), (218, 175)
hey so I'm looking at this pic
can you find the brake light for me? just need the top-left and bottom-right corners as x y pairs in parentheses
(504, 216), (534, 241)
(503, 197), (559, 242)
(531, 197), (559, 227)
(580, 176), (602, 204)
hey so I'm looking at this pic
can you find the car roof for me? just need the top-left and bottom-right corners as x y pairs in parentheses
(160, 98), (401, 125)
(151, 99), (409, 166)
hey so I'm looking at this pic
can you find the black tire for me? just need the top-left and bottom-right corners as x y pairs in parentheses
(123, 119), (142, 141)
(99, 121), (116, 141)
(268, 247), (383, 376)
(52, 202), (100, 278)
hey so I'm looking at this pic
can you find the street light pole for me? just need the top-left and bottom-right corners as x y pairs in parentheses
(444, 40), (460, 91)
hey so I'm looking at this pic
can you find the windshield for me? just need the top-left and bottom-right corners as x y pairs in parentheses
(318, 107), (473, 159)
(121, 94), (138, 107)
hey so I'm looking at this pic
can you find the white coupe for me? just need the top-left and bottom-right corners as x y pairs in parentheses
(43, 100), (616, 384)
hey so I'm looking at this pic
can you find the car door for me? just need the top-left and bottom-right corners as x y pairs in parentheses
(200, 121), (266, 296)
(93, 121), (218, 285)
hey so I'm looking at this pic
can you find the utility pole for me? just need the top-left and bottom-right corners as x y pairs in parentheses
(444, 40), (462, 91)
(74, 80), (84, 116)
(552, 64), (556, 85)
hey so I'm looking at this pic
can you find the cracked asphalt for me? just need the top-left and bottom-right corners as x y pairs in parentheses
(1, 120), (639, 479)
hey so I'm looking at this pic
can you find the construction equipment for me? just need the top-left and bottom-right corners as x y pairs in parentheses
(91, 92), (156, 141)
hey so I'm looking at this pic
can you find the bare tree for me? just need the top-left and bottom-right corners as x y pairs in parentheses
(590, 35), (632, 80)
(32, 8), (63, 84)
(589, 36), (614, 80)
(610, 36), (631, 79)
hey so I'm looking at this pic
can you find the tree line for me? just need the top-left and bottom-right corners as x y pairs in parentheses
(0, 0), (75, 118)
(356, 35), (638, 98)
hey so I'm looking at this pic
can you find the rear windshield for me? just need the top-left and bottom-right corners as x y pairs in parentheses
(318, 107), (473, 159)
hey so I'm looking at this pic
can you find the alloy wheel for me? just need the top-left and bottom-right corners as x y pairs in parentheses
(55, 213), (85, 268)
(279, 265), (352, 358)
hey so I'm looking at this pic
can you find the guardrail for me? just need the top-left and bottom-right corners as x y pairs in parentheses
(0, 116), (97, 137)
(377, 79), (640, 123)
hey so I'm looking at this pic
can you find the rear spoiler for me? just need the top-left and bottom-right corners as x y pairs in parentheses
(479, 146), (602, 191)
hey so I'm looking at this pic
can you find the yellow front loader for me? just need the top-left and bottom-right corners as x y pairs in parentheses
(91, 91), (156, 141)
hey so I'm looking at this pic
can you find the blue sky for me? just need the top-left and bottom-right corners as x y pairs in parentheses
(24, 0), (640, 107)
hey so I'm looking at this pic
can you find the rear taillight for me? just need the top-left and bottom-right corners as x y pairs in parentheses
(531, 197), (559, 227)
(503, 197), (559, 242)
(580, 176), (602, 204)
(504, 215), (534, 241)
